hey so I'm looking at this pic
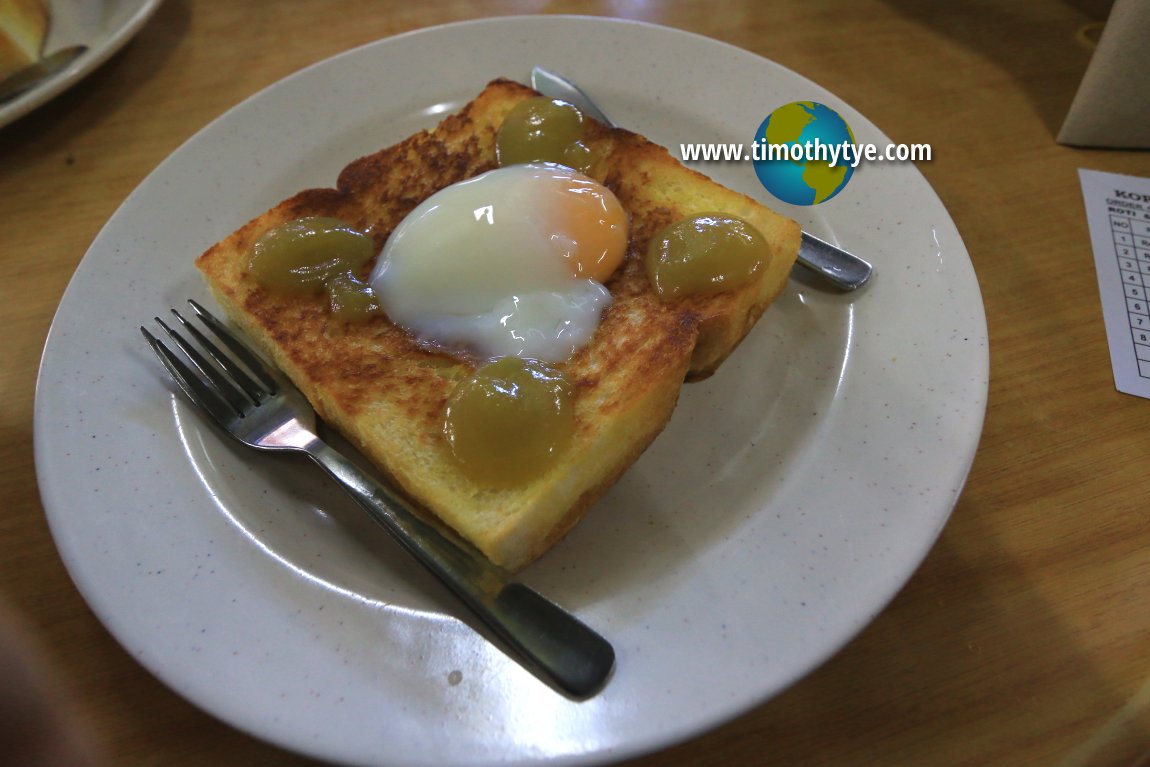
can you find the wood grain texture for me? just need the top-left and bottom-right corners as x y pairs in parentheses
(3, 1), (1149, 765)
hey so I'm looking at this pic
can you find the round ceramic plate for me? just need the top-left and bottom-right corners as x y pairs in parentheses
(35, 16), (988, 767)
(0, 0), (163, 128)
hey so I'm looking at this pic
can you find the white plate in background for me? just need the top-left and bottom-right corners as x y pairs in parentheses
(0, 0), (162, 128)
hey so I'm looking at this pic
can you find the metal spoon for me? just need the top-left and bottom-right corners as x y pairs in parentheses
(0, 45), (87, 105)
(530, 66), (874, 291)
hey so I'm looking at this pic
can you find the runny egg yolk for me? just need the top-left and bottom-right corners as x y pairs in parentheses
(548, 176), (628, 282)
(369, 163), (629, 363)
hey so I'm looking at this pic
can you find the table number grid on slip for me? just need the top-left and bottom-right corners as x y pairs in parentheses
(1079, 168), (1150, 399)
(1112, 216), (1150, 373)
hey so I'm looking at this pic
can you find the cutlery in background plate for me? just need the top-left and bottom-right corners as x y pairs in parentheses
(0, 45), (87, 105)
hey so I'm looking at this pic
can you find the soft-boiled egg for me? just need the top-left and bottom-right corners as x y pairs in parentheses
(369, 163), (628, 362)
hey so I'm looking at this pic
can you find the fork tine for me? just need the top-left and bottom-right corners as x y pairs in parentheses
(141, 326), (240, 424)
(170, 308), (268, 404)
(187, 299), (280, 394)
(153, 317), (252, 417)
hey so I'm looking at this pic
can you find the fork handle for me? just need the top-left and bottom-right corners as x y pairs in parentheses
(302, 442), (615, 697)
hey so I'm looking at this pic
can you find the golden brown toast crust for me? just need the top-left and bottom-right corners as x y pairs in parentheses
(197, 79), (799, 570)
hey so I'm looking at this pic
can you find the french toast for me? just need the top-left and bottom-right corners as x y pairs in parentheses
(196, 78), (800, 571)
(0, 0), (47, 81)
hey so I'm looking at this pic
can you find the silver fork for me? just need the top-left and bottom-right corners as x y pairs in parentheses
(141, 299), (615, 698)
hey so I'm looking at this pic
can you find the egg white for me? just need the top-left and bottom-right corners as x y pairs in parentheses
(370, 164), (618, 362)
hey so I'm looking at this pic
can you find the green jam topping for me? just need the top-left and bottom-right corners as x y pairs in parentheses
(496, 96), (603, 174)
(645, 214), (769, 299)
(248, 216), (379, 320)
(442, 357), (575, 487)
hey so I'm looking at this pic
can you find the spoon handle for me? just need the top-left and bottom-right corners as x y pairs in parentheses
(799, 231), (873, 290)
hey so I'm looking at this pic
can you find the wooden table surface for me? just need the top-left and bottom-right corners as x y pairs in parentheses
(4, 1), (1149, 765)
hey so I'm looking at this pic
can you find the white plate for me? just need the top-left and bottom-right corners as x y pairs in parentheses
(34, 16), (988, 767)
(0, 0), (162, 129)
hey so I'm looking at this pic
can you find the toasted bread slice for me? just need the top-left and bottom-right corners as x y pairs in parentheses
(197, 79), (799, 571)
(0, 0), (47, 80)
